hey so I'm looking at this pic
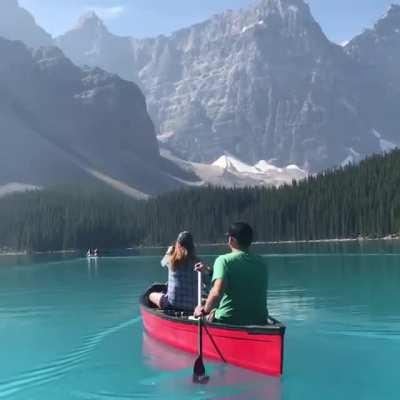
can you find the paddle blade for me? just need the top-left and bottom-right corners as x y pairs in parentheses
(192, 356), (209, 384)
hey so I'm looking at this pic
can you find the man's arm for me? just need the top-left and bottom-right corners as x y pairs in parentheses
(204, 278), (225, 313)
(194, 278), (225, 317)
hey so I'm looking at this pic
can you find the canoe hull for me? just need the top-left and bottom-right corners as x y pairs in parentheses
(140, 285), (285, 376)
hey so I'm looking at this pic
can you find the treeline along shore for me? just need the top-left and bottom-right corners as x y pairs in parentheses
(1, 150), (400, 252)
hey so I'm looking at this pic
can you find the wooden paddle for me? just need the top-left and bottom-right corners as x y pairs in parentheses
(192, 271), (209, 384)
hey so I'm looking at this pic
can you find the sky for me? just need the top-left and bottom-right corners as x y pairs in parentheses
(19, 0), (400, 44)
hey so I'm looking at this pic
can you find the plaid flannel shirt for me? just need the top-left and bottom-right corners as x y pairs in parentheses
(161, 255), (197, 311)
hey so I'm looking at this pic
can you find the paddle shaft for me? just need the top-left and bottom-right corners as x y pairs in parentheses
(197, 270), (203, 356)
(192, 271), (209, 383)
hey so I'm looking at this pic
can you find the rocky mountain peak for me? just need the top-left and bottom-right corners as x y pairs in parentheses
(344, 3), (400, 147)
(57, 12), (138, 82)
(387, 3), (400, 15)
(372, 3), (400, 35)
(254, 0), (314, 25)
(246, 0), (330, 50)
(256, 0), (310, 14)
(345, 2), (400, 63)
(75, 11), (107, 32)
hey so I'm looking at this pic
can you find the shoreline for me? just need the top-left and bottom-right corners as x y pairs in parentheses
(0, 249), (79, 257)
(259, 235), (400, 245)
(1, 236), (400, 257)
(0, 251), (27, 256)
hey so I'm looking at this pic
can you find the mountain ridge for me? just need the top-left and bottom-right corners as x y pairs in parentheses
(0, 36), (188, 197)
(56, 0), (400, 171)
(0, 0), (53, 48)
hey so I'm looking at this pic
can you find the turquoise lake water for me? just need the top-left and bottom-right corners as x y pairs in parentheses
(0, 242), (399, 399)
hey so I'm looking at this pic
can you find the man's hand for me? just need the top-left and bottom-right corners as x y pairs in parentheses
(194, 305), (206, 318)
(194, 262), (206, 272)
(195, 262), (212, 274)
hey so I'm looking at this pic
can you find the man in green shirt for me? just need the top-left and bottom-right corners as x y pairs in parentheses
(194, 222), (268, 325)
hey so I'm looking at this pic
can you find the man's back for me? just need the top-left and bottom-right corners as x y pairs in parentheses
(212, 250), (267, 325)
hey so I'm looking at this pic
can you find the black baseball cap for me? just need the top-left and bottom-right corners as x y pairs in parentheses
(227, 222), (253, 248)
(177, 231), (194, 249)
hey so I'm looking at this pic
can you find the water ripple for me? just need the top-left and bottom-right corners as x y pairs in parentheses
(323, 327), (400, 340)
(73, 391), (154, 399)
(0, 317), (141, 399)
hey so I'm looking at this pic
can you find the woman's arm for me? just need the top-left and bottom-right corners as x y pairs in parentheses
(161, 255), (169, 268)
(161, 246), (174, 268)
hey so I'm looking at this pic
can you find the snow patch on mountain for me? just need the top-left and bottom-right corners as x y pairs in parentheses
(161, 151), (306, 189)
(341, 148), (362, 167)
(157, 131), (176, 143)
(286, 164), (304, 171)
(242, 20), (265, 33)
(254, 160), (283, 173)
(372, 129), (397, 152)
(0, 183), (39, 198)
(211, 155), (307, 185)
(213, 155), (260, 174)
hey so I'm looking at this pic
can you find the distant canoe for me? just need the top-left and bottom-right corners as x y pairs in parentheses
(140, 284), (286, 376)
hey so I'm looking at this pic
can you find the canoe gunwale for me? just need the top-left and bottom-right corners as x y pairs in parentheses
(140, 283), (286, 336)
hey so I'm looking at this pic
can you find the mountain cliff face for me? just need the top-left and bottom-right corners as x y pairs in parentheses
(346, 5), (400, 87)
(0, 0), (53, 48)
(130, 0), (382, 170)
(0, 37), (184, 196)
(57, 0), (400, 171)
(345, 5), (400, 147)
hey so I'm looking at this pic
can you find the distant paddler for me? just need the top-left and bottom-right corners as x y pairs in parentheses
(87, 248), (99, 259)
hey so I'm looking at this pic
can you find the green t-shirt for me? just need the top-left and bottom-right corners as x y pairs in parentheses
(212, 250), (268, 325)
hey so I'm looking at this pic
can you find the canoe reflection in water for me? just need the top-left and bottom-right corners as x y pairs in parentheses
(142, 333), (282, 400)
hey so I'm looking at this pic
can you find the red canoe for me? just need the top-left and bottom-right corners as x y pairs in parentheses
(140, 284), (286, 377)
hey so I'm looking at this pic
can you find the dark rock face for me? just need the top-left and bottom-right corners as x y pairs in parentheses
(0, 38), (184, 195)
(56, 0), (400, 171)
(0, 0), (53, 48)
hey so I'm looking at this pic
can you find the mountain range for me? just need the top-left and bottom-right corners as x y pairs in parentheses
(0, 34), (303, 198)
(0, 0), (399, 197)
(55, 0), (400, 171)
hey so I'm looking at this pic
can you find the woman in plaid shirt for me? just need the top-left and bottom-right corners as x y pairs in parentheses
(149, 231), (198, 312)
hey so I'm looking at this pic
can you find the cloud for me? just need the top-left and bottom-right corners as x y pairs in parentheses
(84, 5), (125, 20)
